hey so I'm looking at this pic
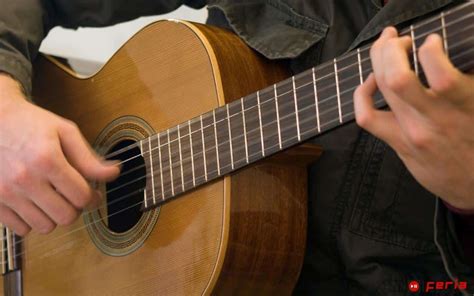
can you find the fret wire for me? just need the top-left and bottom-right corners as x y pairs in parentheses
(274, 84), (283, 148)
(333, 58), (343, 123)
(257, 91), (265, 156)
(8, 46), (474, 260)
(155, 48), (474, 203)
(113, 16), (473, 171)
(292, 76), (301, 141)
(241, 98), (249, 163)
(150, 94), (388, 205)
(76, 87), (390, 215)
(357, 48), (363, 85)
(188, 120), (196, 187)
(401, 2), (472, 34)
(122, 30), (470, 181)
(1, 19), (470, 260)
(139, 140), (148, 208)
(410, 25), (420, 76)
(143, 100), (389, 208)
(150, 45), (474, 197)
(226, 104), (235, 169)
(311, 68), (321, 133)
(148, 137), (156, 204)
(110, 19), (472, 175)
(177, 124), (185, 191)
(157, 134), (165, 199)
(179, 19), (474, 156)
(441, 12), (449, 56)
(103, 6), (472, 166)
(200, 115), (208, 181)
(5, 56), (474, 257)
(213, 110), (221, 175)
(167, 129), (174, 196)
(139, 31), (466, 180)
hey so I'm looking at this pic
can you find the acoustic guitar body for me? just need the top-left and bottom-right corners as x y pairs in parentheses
(24, 21), (320, 295)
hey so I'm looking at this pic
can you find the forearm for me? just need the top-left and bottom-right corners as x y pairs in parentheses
(0, 0), (49, 95)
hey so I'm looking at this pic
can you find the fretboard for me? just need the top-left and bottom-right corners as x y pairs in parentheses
(131, 1), (474, 210)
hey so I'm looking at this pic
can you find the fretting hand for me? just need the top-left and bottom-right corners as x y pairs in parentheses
(354, 27), (474, 210)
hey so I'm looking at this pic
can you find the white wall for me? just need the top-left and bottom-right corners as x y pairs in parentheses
(40, 6), (208, 64)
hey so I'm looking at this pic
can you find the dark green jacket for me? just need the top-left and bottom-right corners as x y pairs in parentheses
(0, 0), (472, 295)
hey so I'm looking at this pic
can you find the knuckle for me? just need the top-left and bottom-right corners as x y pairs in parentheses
(0, 206), (31, 236)
(72, 190), (93, 209)
(431, 73), (457, 94)
(385, 71), (412, 92)
(57, 209), (78, 226)
(63, 120), (79, 133)
(355, 110), (373, 129)
(13, 223), (31, 236)
(407, 127), (432, 150)
(11, 165), (29, 186)
(32, 145), (56, 171)
(36, 220), (56, 234)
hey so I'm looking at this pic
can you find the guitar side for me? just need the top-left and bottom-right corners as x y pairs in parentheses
(18, 20), (319, 295)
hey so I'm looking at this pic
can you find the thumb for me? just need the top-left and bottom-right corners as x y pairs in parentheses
(57, 120), (120, 181)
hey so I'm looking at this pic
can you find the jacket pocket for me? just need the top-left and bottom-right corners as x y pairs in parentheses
(207, 0), (328, 59)
(348, 137), (438, 252)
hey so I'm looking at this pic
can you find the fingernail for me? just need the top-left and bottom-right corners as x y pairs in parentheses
(103, 160), (122, 173)
(103, 159), (120, 166)
(427, 33), (440, 43)
(383, 27), (397, 37)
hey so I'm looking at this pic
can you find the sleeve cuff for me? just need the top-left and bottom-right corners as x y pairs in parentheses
(0, 53), (33, 97)
(443, 201), (474, 216)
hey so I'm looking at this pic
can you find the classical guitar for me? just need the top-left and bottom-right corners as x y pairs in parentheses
(1, 2), (473, 295)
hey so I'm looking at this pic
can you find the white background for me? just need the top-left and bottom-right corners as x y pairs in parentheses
(40, 6), (208, 64)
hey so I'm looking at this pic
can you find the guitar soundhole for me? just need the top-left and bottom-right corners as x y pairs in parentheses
(105, 140), (146, 233)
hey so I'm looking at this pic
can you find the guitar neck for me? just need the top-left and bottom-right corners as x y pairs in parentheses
(135, 1), (474, 210)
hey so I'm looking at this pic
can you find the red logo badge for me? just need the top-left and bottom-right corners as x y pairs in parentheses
(408, 281), (420, 292)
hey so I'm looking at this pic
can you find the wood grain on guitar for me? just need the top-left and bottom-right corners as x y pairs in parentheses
(1, 1), (472, 295)
(26, 20), (314, 296)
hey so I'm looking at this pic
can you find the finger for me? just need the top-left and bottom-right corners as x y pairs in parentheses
(377, 31), (431, 113)
(0, 205), (31, 236)
(2, 191), (56, 234)
(20, 178), (80, 226)
(371, 27), (398, 82)
(354, 74), (405, 151)
(48, 152), (101, 210)
(419, 34), (473, 100)
(57, 121), (120, 181)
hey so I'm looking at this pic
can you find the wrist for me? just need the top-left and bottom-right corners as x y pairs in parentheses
(0, 72), (28, 114)
(0, 72), (23, 92)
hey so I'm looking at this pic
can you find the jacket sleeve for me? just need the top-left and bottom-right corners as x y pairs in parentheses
(0, 0), (206, 95)
(434, 199), (474, 293)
